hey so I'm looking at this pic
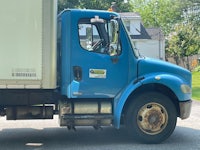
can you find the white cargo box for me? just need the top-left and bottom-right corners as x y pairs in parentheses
(0, 0), (57, 89)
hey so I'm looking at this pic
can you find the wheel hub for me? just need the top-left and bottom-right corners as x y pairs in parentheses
(137, 103), (168, 135)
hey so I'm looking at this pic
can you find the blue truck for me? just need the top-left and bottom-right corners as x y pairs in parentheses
(0, 0), (192, 143)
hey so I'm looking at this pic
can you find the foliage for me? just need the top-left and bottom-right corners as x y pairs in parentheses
(194, 66), (200, 72)
(165, 23), (200, 70)
(58, 0), (134, 12)
(131, 0), (185, 35)
(58, 0), (199, 36)
(131, 0), (199, 35)
(166, 23), (200, 56)
(165, 1), (200, 69)
(192, 71), (200, 100)
(58, 0), (80, 11)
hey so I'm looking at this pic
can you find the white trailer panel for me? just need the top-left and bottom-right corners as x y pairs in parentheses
(0, 0), (57, 89)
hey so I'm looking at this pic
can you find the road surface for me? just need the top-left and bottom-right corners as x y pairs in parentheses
(0, 100), (199, 150)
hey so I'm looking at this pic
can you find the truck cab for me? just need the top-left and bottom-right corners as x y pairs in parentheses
(57, 9), (192, 143)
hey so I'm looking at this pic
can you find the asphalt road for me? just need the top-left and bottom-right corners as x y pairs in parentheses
(0, 100), (199, 150)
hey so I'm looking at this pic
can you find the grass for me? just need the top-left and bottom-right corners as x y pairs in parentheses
(192, 71), (200, 100)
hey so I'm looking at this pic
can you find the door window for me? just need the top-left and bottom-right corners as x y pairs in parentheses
(78, 18), (121, 56)
(79, 23), (101, 51)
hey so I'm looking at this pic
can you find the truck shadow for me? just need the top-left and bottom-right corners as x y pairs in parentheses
(0, 126), (199, 150)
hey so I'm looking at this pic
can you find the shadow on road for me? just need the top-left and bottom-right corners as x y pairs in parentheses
(0, 126), (199, 150)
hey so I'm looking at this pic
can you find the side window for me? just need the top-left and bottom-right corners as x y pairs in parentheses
(79, 23), (101, 51)
(78, 18), (121, 56)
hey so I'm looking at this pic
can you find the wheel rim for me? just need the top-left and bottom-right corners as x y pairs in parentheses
(137, 102), (168, 135)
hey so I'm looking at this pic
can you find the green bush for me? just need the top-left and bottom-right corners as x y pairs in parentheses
(194, 66), (200, 72)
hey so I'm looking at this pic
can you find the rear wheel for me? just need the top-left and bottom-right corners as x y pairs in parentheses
(125, 92), (177, 144)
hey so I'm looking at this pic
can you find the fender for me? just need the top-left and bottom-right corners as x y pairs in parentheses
(113, 72), (191, 129)
(140, 73), (191, 100)
(113, 80), (142, 128)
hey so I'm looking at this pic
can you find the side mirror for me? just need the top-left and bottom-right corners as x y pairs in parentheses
(109, 19), (120, 56)
(110, 19), (119, 43)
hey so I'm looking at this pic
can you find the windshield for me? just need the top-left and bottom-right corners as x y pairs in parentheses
(120, 19), (139, 58)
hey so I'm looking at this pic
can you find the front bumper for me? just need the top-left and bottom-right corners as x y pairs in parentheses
(179, 100), (192, 119)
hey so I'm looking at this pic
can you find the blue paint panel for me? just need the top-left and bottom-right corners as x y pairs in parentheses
(113, 57), (192, 128)
(59, 9), (138, 98)
(137, 57), (192, 100)
(113, 80), (142, 128)
(140, 73), (191, 101)
(59, 11), (72, 97)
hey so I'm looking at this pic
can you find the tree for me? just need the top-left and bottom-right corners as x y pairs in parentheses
(183, 2), (200, 28)
(165, 1), (200, 70)
(131, 0), (186, 35)
(131, 0), (200, 69)
(166, 22), (200, 70)
(58, 0), (80, 11)
(58, 0), (134, 12)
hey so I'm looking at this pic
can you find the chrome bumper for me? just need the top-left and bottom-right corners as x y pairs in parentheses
(179, 100), (192, 119)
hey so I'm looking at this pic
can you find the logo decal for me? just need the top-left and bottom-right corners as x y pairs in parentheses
(89, 69), (106, 78)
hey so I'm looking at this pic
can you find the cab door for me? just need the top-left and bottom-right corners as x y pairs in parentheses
(69, 17), (129, 98)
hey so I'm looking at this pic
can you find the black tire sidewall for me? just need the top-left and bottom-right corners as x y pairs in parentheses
(125, 92), (177, 144)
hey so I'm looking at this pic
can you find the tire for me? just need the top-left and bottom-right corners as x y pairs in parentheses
(125, 92), (177, 144)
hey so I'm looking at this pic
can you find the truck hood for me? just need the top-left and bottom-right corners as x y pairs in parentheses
(137, 57), (191, 85)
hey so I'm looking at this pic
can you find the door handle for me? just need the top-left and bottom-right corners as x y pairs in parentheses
(73, 66), (82, 81)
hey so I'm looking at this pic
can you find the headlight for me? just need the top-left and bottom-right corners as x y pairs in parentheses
(181, 84), (191, 94)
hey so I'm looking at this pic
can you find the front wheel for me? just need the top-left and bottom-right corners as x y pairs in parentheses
(125, 92), (177, 144)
